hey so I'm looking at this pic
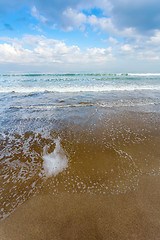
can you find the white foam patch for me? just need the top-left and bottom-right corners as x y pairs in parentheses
(1, 85), (160, 93)
(42, 138), (68, 177)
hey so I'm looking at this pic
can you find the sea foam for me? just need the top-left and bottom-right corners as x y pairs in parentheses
(1, 85), (160, 93)
(42, 138), (68, 177)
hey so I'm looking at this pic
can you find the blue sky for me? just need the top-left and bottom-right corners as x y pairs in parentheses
(0, 0), (160, 73)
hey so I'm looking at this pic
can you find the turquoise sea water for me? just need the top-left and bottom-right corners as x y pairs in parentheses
(1, 73), (160, 93)
(0, 73), (160, 133)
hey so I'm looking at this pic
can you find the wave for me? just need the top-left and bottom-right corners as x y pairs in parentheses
(9, 103), (94, 110)
(128, 73), (160, 76)
(1, 72), (160, 77)
(0, 73), (112, 77)
(8, 98), (159, 112)
(1, 85), (160, 93)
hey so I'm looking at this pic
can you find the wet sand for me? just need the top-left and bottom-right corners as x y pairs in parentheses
(0, 109), (160, 239)
(0, 175), (160, 240)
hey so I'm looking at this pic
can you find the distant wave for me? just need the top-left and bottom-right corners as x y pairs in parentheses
(128, 73), (160, 76)
(0, 73), (118, 77)
(1, 73), (160, 77)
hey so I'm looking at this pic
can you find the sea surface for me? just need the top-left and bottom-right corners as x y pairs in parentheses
(0, 73), (160, 225)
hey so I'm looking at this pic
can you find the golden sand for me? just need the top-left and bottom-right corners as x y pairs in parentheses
(1, 175), (160, 240)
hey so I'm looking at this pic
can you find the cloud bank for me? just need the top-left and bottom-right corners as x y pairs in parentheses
(0, 33), (159, 67)
(0, 35), (113, 66)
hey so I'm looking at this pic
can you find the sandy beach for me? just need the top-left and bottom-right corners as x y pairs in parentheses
(0, 74), (160, 239)
(1, 174), (160, 240)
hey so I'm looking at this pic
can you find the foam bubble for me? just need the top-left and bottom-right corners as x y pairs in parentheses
(42, 138), (68, 177)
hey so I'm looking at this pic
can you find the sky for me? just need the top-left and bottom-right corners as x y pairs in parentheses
(0, 0), (160, 73)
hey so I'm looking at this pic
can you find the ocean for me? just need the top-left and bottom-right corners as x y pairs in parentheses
(0, 73), (160, 239)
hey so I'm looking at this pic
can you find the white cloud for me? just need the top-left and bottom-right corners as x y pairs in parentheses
(121, 44), (133, 52)
(31, 6), (47, 24)
(0, 43), (32, 63)
(0, 35), (114, 66)
(147, 30), (160, 45)
(116, 29), (160, 61)
(62, 8), (87, 31)
(108, 37), (118, 45)
(87, 15), (136, 38)
(1, 32), (160, 69)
